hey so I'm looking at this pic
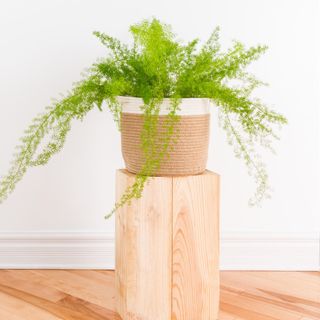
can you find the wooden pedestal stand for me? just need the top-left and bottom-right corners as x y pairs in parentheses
(115, 169), (220, 320)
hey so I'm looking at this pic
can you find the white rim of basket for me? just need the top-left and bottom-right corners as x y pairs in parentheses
(117, 96), (211, 115)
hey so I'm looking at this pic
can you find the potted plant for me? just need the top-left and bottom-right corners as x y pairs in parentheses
(0, 18), (287, 217)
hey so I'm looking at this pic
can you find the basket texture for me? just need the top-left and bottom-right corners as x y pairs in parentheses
(121, 113), (210, 176)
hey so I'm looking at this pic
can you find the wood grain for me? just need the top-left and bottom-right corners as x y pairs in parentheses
(115, 170), (220, 319)
(172, 171), (220, 320)
(0, 270), (319, 319)
(116, 170), (172, 320)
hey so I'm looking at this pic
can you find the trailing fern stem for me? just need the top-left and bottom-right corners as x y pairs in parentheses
(0, 18), (287, 215)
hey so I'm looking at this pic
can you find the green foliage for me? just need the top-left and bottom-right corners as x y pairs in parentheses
(0, 18), (287, 215)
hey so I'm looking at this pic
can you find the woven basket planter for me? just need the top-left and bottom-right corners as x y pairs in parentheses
(118, 96), (210, 176)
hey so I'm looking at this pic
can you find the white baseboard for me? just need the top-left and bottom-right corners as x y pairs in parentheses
(0, 232), (115, 269)
(221, 232), (319, 271)
(0, 232), (319, 270)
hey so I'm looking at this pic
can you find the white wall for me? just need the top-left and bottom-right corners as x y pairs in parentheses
(0, 0), (319, 268)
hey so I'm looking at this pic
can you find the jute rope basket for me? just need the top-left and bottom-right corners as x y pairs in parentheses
(118, 96), (210, 176)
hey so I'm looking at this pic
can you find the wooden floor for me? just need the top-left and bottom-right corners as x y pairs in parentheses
(0, 271), (318, 319)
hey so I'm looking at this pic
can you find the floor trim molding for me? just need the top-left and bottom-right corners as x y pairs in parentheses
(0, 232), (319, 270)
(221, 232), (319, 271)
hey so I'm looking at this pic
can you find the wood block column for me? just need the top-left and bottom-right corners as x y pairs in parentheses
(115, 170), (220, 320)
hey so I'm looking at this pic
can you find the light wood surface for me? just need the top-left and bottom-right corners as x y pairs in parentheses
(116, 170), (220, 320)
(172, 172), (220, 319)
(116, 170), (172, 320)
(0, 270), (319, 319)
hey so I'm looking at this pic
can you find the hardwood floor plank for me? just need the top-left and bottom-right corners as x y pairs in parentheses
(219, 310), (237, 319)
(221, 271), (319, 303)
(0, 270), (67, 302)
(221, 289), (302, 320)
(57, 295), (120, 320)
(220, 301), (279, 320)
(71, 270), (114, 287)
(255, 289), (320, 318)
(0, 307), (28, 320)
(249, 272), (320, 300)
(220, 272), (320, 320)
(0, 290), (62, 320)
(31, 270), (116, 310)
(0, 270), (318, 320)
(0, 282), (115, 320)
